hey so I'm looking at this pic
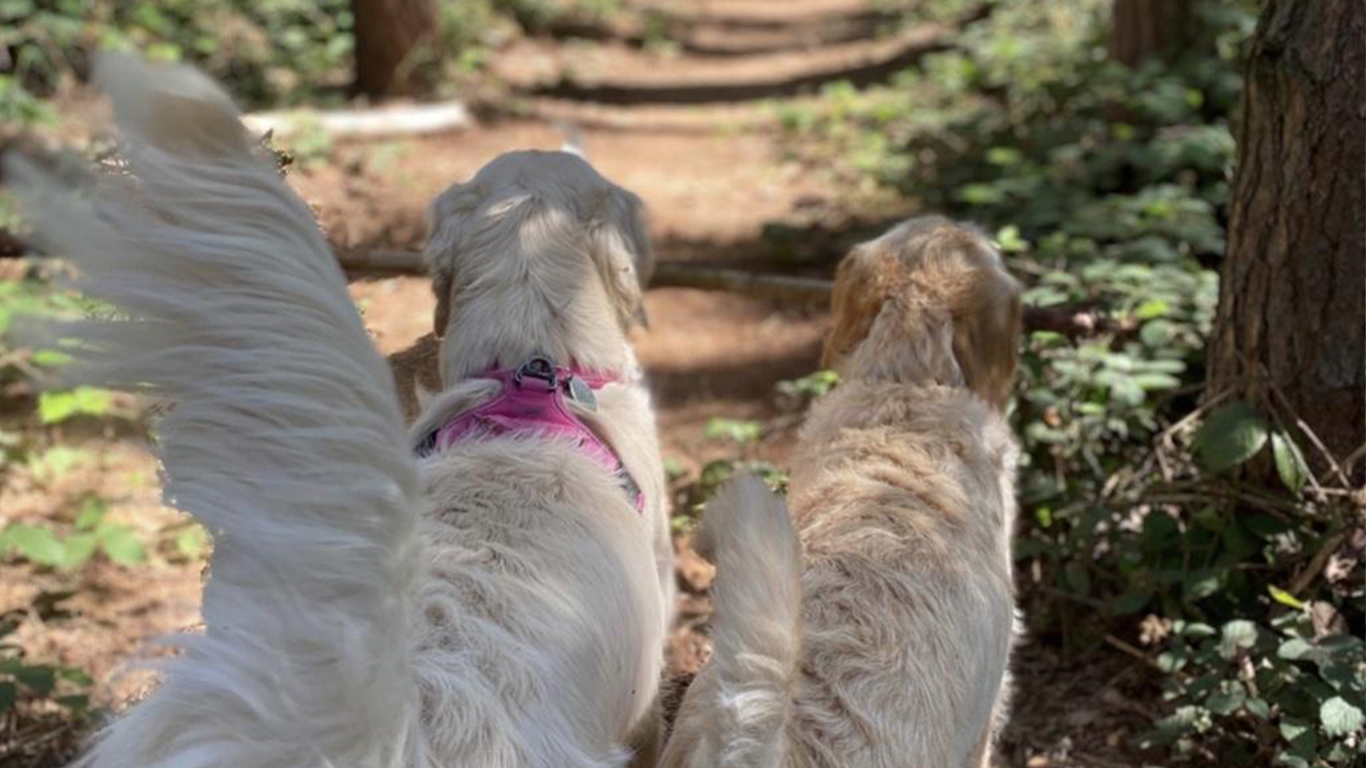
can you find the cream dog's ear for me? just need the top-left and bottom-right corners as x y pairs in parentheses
(822, 245), (895, 369)
(951, 255), (1022, 413)
(587, 186), (654, 330)
(424, 182), (483, 338)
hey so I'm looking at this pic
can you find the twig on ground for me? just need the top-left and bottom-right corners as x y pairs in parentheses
(1289, 532), (1346, 597)
(1103, 633), (1186, 680)
(1260, 363), (1356, 488)
(1293, 417), (1353, 489)
(1160, 387), (1235, 452)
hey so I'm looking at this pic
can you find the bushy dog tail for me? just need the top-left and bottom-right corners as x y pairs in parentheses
(663, 475), (803, 768)
(7, 54), (424, 768)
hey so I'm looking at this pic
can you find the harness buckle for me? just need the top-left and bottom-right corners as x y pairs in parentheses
(514, 356), (558, 391)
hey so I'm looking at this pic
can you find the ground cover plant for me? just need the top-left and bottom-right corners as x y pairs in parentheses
(1, 0), (1361, 765)
(771, 1), (1364, 763)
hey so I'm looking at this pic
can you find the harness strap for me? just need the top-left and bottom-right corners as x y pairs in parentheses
(415, 357), (644, 513)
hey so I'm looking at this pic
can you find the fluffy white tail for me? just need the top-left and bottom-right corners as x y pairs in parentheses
(7, 55), (423, 768)
(662, 475), (803, 768)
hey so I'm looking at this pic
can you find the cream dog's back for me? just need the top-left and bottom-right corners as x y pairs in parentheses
(663, 217), (1022, 768)
(784, 378), (1018, 767)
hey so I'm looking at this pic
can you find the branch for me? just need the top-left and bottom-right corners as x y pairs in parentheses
(651, 263), (830, 304)
(241, 100), (473, 140)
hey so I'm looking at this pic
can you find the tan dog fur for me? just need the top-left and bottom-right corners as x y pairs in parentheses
(662, 216), (1023, 768)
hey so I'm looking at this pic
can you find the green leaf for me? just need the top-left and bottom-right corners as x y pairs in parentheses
(995, 224), (1029, 253)
(1133, 372), (1181, 391)
(1278, 638), (1314, 661)
(29, 348), (71, 367)
(98, 526), (146, 566)
(1268, 584), (1306, 610)
(1271, 431), (1310, 494)
(28, 446), (87, 484)
(175, 526), (207, 559)
(13, 664), (55, 694)
(662, 457), (686, 481)
(74, 498), (107, 531)
(1195, 401), (1269, 474)
(0, 681), (14, 711)
(37, 387), (113, 424)
(1280, 717), (1317, 755)
(1218, 619), (1258, 660)
(702, 418), (762, 445)
(1184, 570), (1223, 601)
(1321, 696), (1365, 737)
(1063, 559), (1091, 596)
(57, 667), (92, 686)
(54, 694), (89, 714)
(58, 533), (98, 570)
(1134, 299), (1169, 319)
(1206, 683), (1247, 715)
(2, 524), (65, 567)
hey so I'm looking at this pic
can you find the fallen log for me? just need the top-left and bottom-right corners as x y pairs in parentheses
(335, 248), (1129, 338)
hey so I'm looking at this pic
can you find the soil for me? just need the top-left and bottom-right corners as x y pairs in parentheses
(1, 2), (1165, 766)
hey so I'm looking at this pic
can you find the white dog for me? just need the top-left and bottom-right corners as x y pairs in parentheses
(10, 55), (673, 768)
(661, 217), (1022, 768)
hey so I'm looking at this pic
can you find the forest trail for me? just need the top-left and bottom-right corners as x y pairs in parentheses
(303, 0), (951, 490)
(3, 5), (1150, 766)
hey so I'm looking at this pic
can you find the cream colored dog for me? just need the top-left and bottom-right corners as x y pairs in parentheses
(11, 55), (672, 768)
(662, 216), (1023, 768)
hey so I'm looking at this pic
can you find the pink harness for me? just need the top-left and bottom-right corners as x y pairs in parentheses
(416, 357), (644, 512)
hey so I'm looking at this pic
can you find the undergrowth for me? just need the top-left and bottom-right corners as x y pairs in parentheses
(753, 1), (1366, 764)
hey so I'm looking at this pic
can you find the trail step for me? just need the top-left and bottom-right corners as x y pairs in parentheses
(631, 0), (882, 29)
(539, 0), (902, 57)
(495, 23), (952, 105)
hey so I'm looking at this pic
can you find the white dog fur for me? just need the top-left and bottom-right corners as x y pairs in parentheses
(661, 217), (1022, 768)
(9, 54), (672, 768)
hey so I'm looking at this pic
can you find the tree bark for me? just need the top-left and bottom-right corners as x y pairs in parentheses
(1109, 0), (1191, 67)
(1206, 0), (1366, 482)
(351, 0), (435, 98)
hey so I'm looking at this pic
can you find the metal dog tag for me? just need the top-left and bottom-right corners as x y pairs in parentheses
(566, 376), (598, 412)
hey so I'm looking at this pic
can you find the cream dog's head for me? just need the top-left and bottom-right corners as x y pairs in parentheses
(821, 216), (1022, 412)
(423, 150), (654, 381)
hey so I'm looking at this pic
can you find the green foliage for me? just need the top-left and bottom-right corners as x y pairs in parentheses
(703, 417), (763, 446)
(0, 498), (147, 569)
(1195, 401), (1268, 475)
(775, 370), (839, 402)
(0, 610), (93, 718)
(37, 386), (115, 424)
(0, 0), (355, 114)
(1146, 612), (1366, 766)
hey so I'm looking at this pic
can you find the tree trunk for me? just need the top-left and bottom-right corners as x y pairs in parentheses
(1109, 0), (1191, 67)
(1206, 0), (1366, 483)
(351, 0), (435, 98)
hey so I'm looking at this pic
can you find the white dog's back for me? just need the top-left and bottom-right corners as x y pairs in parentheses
(11, 54), (674, 768)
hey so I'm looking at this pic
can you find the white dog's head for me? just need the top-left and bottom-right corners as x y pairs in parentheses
(424, 151), (653, 351)
(822, 216), (1022, 412)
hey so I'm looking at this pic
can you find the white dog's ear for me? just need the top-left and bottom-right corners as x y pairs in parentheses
(587, 187), (654, 330)
(424, 182), (484, 338)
